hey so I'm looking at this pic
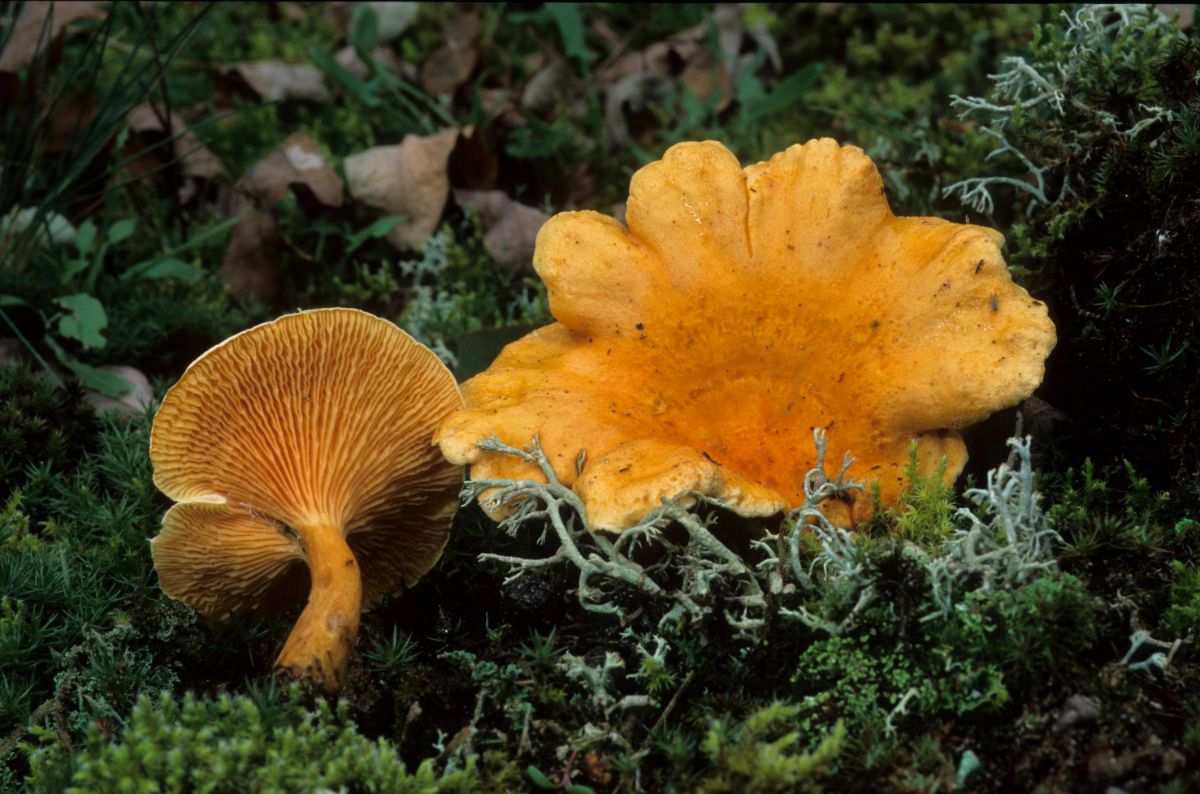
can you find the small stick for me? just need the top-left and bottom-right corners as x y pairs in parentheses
(649, 669), (696, 735)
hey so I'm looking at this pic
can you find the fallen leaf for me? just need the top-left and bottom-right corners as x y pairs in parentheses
(1052, 694), (1100, 733)
(0, 1), (106, 73)
(245, 132), (343, 209)
(447, 126), (498, 190)
(344, 127), (461, 250)
(746, 17), (782, 72)
(454, 189), (549, 275)
(84, 365), (153, 417)
(713, 4), (744, 78)
(604, 72), (673, 147)
(366, 1), (419, 41)
(218, 133), (342, 302)
(521, 57), (574, 116)
(0, 338), (28, 368)
(420, 11), (479, 96)
(225, 61), (331, 102)
(581, 751), (613, 786)
(679, 46), (733, 109)
(44, 93), (96, 153)
(1157, 4), (1194, 29)
(276, 2), (309, 22)
(219, 207), (281, 303)
(127, 104), (225, 182)
(596, 5), (757, 142)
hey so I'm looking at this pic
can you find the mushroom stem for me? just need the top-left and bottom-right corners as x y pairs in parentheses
(274, 525), (362, 692)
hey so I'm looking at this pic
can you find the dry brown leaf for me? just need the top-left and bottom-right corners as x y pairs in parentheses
(245, 132), (343, 209)
(0, 339), (28, 368)
(218, 133), (342, 302)
(679, 47), (733, 110)
(219, 207), (281, 304)
(0, 1), (106, 73)
(598, 9), (745, 144)
(447, 126), (498, 190)
(44, 94), (96, 153)
(84, 366), (153, 417)
(367, 1), (419, 41)
(420, 12), (479, 96)
(521, 58), (574, 116)
(454, 189), (549, 275)
(276, 2), (309, 23)
(1157, 4), (1194, 29)
(127, 104), (225, 181)
(225, 61), (331, 103)
(344, 128), (461, 250)
(604, 73), (673, 147)
(713, 4), (744, 77)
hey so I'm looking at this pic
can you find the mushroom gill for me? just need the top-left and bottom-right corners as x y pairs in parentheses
(150, 308), (463, 692)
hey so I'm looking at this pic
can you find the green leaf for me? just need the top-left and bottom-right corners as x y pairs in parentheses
(547, 4), (593, 66)
(74, 220), (98, 255)
(309, 46), (381, 107)
(567, 786), (596, 794)
(0, 295), (27, 307)
(64, 359), (130, 398)
(346, 216), (405, 253)
(43, 336), (129, 397)
(106, 218), (136, 244)
(350, 5), (379, 51)
(62, 255), (92, 282)
(140, 258), (200, 281)
(526, 766), (559, 790)
(122, 213), (244, 281)
(55, 293), (108, 349)
(741, 62), (824, 126)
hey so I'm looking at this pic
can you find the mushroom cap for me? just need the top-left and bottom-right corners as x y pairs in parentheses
(436, 139), (1056, 531)
(151, 308), (464, 618)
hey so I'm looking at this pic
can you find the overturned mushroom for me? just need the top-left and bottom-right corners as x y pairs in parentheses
(436, 139), (1056, 531)
(150, 308), (463, 691)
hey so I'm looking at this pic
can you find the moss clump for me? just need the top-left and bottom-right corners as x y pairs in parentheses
(25, 689), (475, 794)
(0, 367), (98, 492)
(696, 704), (843, 793)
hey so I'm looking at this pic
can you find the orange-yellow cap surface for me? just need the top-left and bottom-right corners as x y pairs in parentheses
(436, 139), (1056, 531)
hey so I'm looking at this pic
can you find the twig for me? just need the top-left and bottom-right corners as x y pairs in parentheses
(648, 669), (695, 734)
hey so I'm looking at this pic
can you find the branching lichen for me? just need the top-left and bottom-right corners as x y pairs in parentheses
(469, 429), (1065, 646)
(469, 430), (865, 638)
(916, 434), (1059, 621)
(942, 4), (1184, 216)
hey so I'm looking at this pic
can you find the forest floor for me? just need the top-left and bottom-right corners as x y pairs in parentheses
(1, 3), (1199, 792)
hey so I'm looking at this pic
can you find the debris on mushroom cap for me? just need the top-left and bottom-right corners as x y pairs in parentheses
(150, 308), (463, 691)
(435, 139), (1056, 532)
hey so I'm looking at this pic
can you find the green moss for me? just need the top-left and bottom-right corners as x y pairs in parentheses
(892, 445), (956, 546)
(1160, 561), (1200, 639)
(26, 690), (475, 794)
(696, 704), (843, 793)
(0, 368), (98, 492)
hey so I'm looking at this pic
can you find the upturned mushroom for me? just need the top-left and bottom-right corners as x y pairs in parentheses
(150, 308), (463, 692)
(436, 139), (1056, 531)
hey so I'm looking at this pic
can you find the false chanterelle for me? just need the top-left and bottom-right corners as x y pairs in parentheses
(150, 308), (463, 692)
(436, 139), (1056, 531)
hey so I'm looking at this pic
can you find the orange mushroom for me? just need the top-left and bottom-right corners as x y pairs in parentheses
(150, 308), (463, 691)
(436, 139), (1056, 531)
